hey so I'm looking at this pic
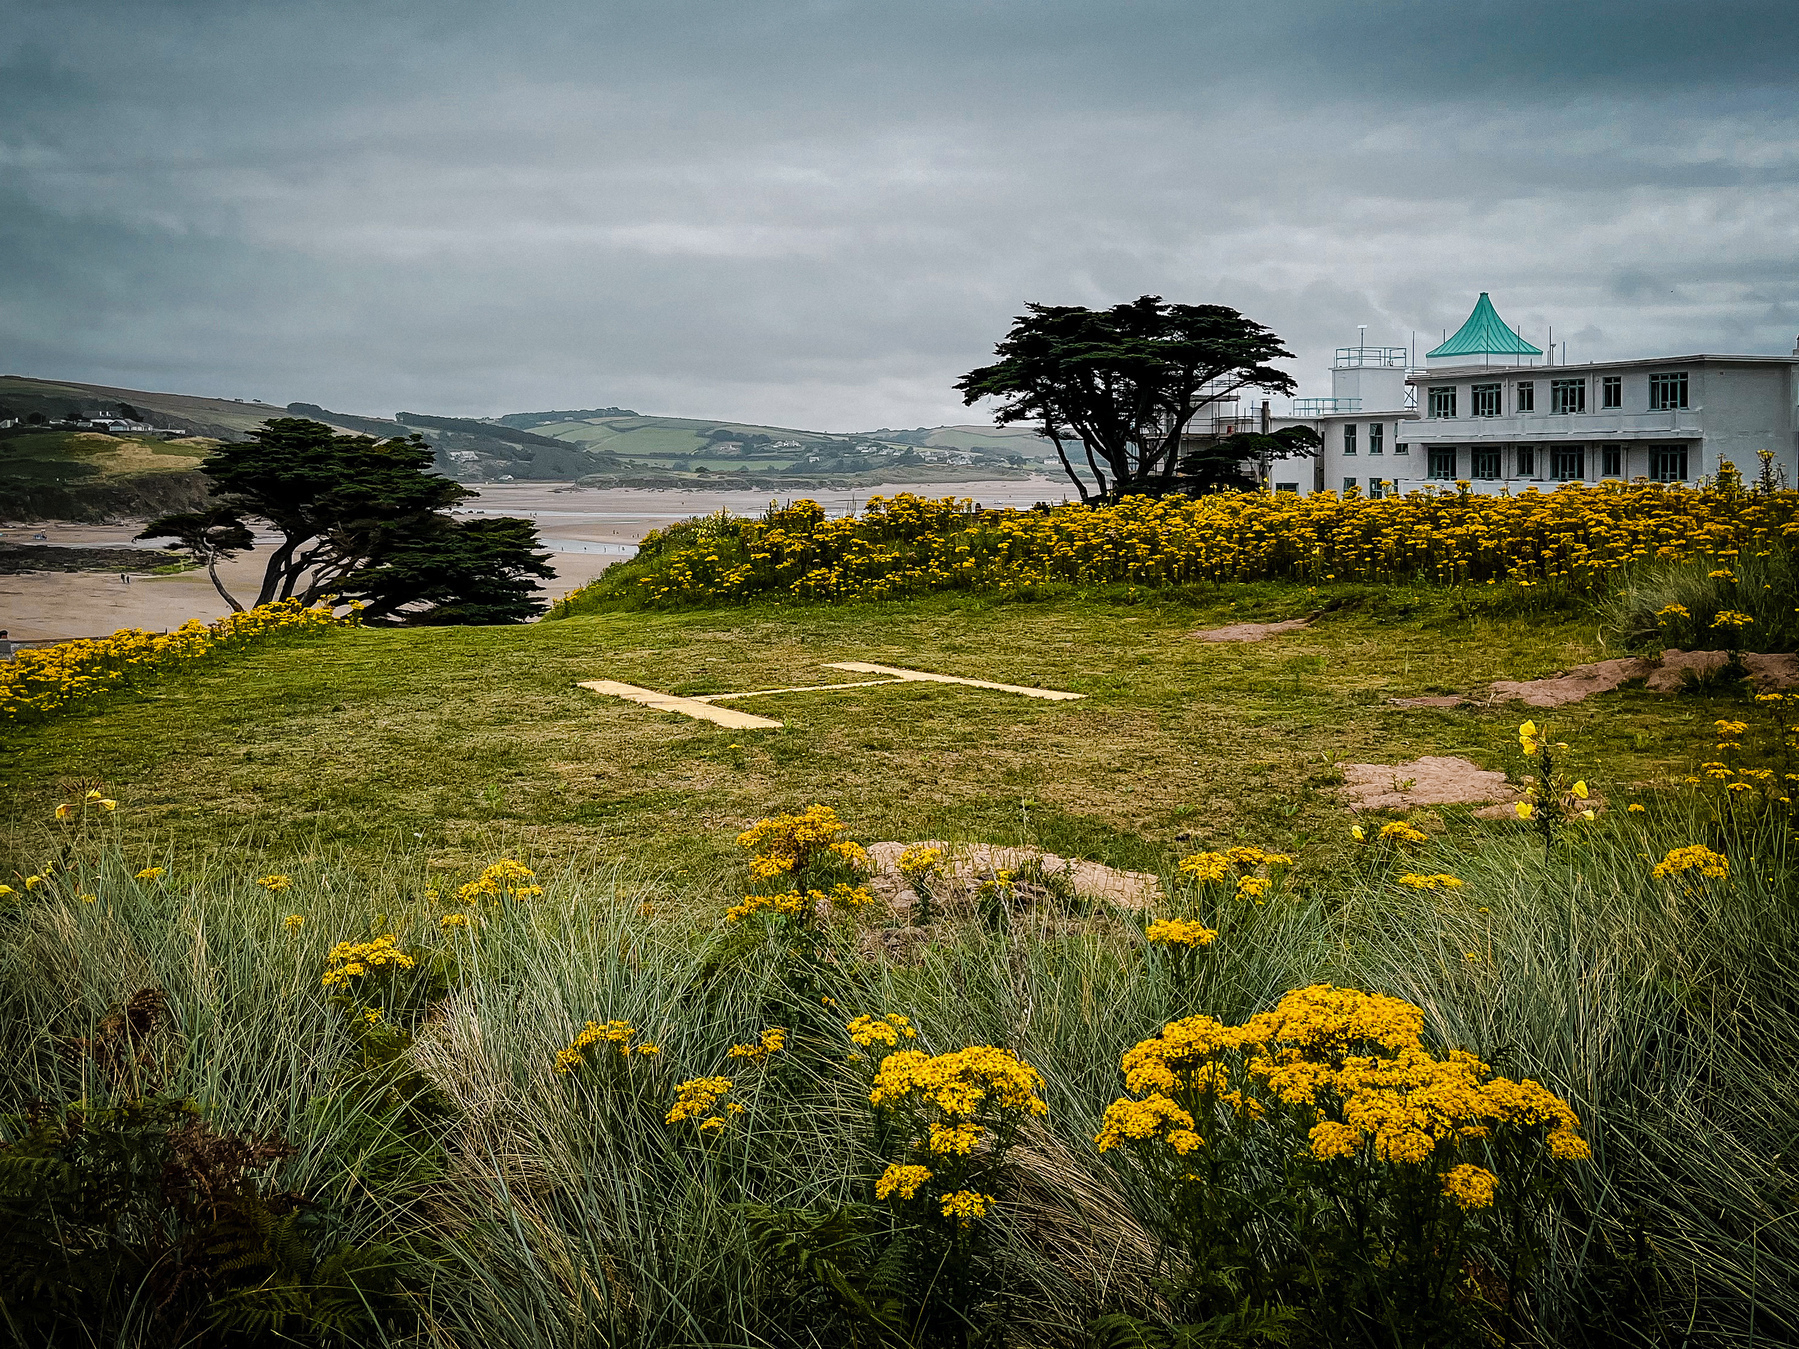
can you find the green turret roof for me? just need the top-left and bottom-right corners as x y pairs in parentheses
(1427, 293), (1543, 359)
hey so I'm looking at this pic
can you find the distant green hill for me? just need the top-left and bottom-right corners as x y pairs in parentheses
(0, 374), (1055, 521)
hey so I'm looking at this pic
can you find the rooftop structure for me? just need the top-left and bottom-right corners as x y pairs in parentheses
(1425, 293), (1544, 368)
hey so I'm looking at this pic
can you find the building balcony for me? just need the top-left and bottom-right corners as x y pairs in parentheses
(1409, 409), (1703, 439)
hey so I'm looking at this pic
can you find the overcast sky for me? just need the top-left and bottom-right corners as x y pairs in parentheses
(3, 0), (1796, 430)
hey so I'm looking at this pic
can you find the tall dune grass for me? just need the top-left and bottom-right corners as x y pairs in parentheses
(3, 798), (1795, 1346)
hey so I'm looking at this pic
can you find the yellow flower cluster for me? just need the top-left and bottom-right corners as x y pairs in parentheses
(1179, 844), (1291, 887)
(590, 484), (1799, 608)
(896, 843), (945, 882)
(555, 1019), (661, 1073)
(737, 804), (871, 877)
(1711, 609), (1755, 629)
(283, 913), (305, 931)
(667, 1075), (742, 1133)
(457, 859), (543, 904)
(1651, 844), (1730, 880)
(724, 883), (874, 924)
(728, 1027), (788, 1061)
(320, 934), (414, 988)
(320, 942), (413, 992)
(875, 1162), (931, 1200)
(847, 1013), (919, 1047)
(870, 1045), (1049, 1121)
(256, 874), (291, 893)
(135, 867), (164, 881)
(938, 1190), (992, 1223)
(1442, 1162), (1500, 1210)
(2, 599), (354, 722)
(1145, 917), (1219, 948)
(1096, 985), (1590, 1186)
(1396, 874), (1464, 891)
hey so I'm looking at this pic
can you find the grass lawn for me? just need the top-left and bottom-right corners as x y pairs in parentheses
(1, 581), (1727, 887)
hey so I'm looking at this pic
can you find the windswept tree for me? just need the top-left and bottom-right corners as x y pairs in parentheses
(142, 418), (554, 624)
(135, 507), (255, 610)
(955, 296), (1300, 502)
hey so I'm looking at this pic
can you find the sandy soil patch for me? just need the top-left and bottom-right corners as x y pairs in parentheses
(1190, 616), (1313, 643)
(865, 840), (1162, 911)
(1338, 756), (1520, 812)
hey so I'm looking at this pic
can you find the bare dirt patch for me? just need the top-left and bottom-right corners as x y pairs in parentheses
(1387, 696), (1465, 708)
(865, 840), (1162, 911)
(1190, 616), (1314, 643)
(1487, 657), (1657, 708)
(1338, 756), (1520, 812)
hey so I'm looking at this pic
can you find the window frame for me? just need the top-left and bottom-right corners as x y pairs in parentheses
(1471, 382), (1502, 417)
(1427, 447), (1456, 480)
(1649, 445), (1689, 482)
(1601, 376), (1622, 409)
(1515, 381), (1535, 412)
(1550, 378), (1586, 415)
(1342, 477), (1358, 494)
(1551, 445), (1586, 481)
(1515, 445), (1536, 477)
(1427, 386), (1457, 418)
(1601, 444), (1623, 477)
(1343, 423), (1357, 455)
(1648, 372), (1689, 411)
(1368, 422), (1384, 455)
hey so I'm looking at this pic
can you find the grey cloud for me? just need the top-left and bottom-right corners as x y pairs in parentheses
(2, 1), (1797, 426)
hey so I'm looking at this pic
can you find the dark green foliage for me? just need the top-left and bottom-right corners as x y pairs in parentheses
(742, 1202), (1005, 1349)
(1179, 428), (1322, 494)
(0, 1094), (405, 1347)
(956, 297), (1298, 503)
(346, 515), (553, 624)
(142, 417), (554, 624)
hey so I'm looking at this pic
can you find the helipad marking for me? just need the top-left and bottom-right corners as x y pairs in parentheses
(824, 661), (1085, 701)
(576, 680), (784, 729)
(578, 663), (1083, 729)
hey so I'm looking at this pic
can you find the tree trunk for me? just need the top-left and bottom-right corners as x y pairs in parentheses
(204, 549), (245, 612)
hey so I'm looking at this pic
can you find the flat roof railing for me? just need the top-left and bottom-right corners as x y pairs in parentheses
(1333, 346), (1408, 368)
(1293, 397), (1363, 416)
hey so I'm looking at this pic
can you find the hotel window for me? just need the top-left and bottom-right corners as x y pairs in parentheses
(1601, 444), (1623, 477)
(1602, 376), (1622, 409)
(1369, 423), (1384, 455)
(1472, 383), (1501, 417)
(1343, 424), (1357, 455)
(1516, 381), (1535, 412)
(1343, 477), (1358, 493)
(1471, 448), (1500, 480)
(1649, 372), (1689, 410)
(1428, 447), (1456, 480)
(1276, 482), (1298, 493)
(1649, 445), (1689, 482)
(1552, 446), (1585, 481)
(1515, 446), (1536, 476)
(1394, 442), (1408, 455)
(1428, 386), (1457, 418)
(1550, 379), (1586, 415)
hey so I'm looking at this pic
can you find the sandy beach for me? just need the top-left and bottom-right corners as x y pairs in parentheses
(0, 478), (1066, 641)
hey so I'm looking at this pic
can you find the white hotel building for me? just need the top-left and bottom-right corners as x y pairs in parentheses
(1260, 293), (1799, 496)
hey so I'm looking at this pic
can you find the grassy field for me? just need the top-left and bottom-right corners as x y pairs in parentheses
(0, 582), (1723, 887)
(0, 429), (213, 486)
